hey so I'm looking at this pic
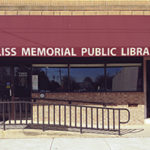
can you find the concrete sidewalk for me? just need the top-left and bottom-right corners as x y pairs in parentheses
(0, 138), (150, 150)
(0, 124), (150, 138)
(0, 125), (150, 150)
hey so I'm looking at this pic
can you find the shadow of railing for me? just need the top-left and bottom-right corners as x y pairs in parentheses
(0, 123), (144, 136)
(120, 128), (144, 135)
(24, 124), (144, 136)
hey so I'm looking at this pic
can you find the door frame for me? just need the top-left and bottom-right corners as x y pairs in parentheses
(146, 60), (150, 118)
(10, 64), (32, 119)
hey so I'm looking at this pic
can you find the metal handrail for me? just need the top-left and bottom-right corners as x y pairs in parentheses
(0, 100), (130, 135)
(1, 97), (116, 106)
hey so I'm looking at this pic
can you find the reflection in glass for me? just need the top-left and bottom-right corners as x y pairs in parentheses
(70, 68), (105, 92)
(32, 64), (143, 93)
(32, 68), (68, 92)
(106, 67), (143, 91)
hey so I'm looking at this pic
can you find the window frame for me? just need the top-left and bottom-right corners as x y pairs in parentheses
(32, 65), (69, 92)
(32, 62), (143, 93)
(105, 64), (143, 92)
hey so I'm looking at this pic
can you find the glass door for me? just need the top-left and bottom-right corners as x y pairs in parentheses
(0, 65), (31, 121)
(0, 66), (11, 100)
(14, 65), (31, 98)
(13, 65), (32, 119)
(0, 66), (11, 121)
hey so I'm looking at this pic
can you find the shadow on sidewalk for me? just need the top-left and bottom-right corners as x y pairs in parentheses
(24, 124), (144, 136)
(0, 124), (144, 136)
(120, 128), (144, 135)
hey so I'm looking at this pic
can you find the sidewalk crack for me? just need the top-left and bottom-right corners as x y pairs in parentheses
(50, 138), (54, 150)
(104, 139), (111, 150)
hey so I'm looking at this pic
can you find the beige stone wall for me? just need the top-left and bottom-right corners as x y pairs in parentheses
(32, 92), (145, 126)
(32, 103), (129, 130)
(1, 11), (150, 15)
(0, 0), (150, 15)
(0, 0), (150, 11)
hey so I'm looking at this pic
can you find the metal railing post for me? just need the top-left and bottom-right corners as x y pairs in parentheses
(3, 103), (5, 130)
(80, 106), (82, 134)
(42, 104), (45, 131)
(0, 100), (130, 135)
(118, 110), (121, 135)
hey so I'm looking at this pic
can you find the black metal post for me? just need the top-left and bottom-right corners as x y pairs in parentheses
(118, 110), (121, 135)
(43, 104), (45, 131)
(3, 103), (5, 130)
(80, 107), (82, 134)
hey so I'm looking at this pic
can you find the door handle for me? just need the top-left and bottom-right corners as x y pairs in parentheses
(9, 89), (12, 97)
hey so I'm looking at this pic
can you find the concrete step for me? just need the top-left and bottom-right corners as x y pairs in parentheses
(144, 118), (150, 124)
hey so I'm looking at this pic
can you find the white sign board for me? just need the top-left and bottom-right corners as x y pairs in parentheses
(32, 75), (38, 90)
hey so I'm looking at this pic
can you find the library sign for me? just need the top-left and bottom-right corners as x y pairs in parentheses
(0, 47), (150, 57)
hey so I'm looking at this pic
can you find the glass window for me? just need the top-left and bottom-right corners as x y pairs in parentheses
(70, 66), (105, 92)
(32, 67), (68, 92)
(106, 65), (143, 91)
(32, 63), (143, 93)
